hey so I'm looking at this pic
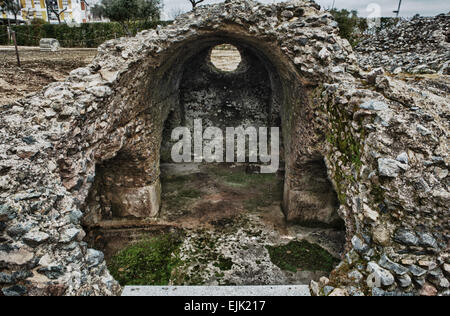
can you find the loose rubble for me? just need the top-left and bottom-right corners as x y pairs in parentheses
(356, 14), (450, 74)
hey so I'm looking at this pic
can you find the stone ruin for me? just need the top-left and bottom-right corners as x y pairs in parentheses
(39, 39), (61, 52)
(356, 14), (450, 75)
(0, 0), (448, 296)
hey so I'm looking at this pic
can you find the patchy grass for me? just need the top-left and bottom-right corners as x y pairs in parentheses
(177, 188), (203, 199)
(209, 165), (284, 211)
(266, 240), (339, 273)
(207, 165), (278, 187)
(163, 188), (204, 210)
(244, 178), (283, 211)
(244, 187), (282, 210)
(161, 174), (195, 191)
(161, 164), (284, 214)
(108, 233), (184, 286)
(161, 173), (204, 210)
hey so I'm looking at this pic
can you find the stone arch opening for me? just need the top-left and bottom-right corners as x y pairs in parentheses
(82, 29), (345, 284)
(159, 39), (286, 226)
(153, 33), (342, 227)
(161, 40), (283, 164)
(209, 44), (242, 72)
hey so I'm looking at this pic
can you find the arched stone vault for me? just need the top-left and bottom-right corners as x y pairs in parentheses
(0, 0), (448, 296)
(160, 42), (279, 162)
(78, 13), (349, 228)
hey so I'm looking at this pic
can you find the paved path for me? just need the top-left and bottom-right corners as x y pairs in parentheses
(122, 285), (311, 296)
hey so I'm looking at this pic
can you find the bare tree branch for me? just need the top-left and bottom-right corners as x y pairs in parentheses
(189, 0), (204, 9)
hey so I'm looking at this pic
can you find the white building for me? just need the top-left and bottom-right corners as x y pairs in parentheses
(1, 0), (94, 24)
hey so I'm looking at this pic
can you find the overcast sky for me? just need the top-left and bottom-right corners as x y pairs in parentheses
(161, 0), (450, 20)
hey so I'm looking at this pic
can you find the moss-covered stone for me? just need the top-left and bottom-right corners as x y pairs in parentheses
(266, 240), (339, 273)
(214, 256), (234, 271)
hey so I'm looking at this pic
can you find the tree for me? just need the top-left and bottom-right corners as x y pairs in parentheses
(91, 4), (105, 20)
(188, 0), (204, 9)
(0, 0), (23, 25)
(30, 17), (48, 25)
(137, 0), (161, 23)
(45, 0), (68, 24)
(99, 0), (162, 34)
(330, 9), (367, 47)
(101, 0), (139, 34)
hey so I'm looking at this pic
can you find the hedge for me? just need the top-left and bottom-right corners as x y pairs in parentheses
(0, 21), (172, 48)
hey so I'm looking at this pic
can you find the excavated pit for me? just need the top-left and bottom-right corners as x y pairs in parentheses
(82, 36), (345, 286)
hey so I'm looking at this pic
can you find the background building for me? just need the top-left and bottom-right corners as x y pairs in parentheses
(1, 0), (94, 24)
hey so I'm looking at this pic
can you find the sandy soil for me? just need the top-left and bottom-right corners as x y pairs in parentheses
(0, 47), (97, 105)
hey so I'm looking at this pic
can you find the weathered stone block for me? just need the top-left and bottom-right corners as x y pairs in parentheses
(107, 180), (161, 220)
(39, 38), (60, 52)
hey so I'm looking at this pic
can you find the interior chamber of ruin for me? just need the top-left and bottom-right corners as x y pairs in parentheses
(82, 35), (343, 231)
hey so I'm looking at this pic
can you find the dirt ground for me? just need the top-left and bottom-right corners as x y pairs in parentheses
(0, 47), (97, 105)
(158, 163), (345, 285)
(0, 45), (243, 106)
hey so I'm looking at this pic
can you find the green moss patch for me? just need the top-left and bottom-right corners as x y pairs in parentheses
(214, 255), (234, 271)
(266, 240), (339, 273)
(108, 233), (184, 286)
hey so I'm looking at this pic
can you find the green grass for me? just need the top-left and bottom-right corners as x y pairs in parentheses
(161, 165), (283, 212)
(161, 174), (204, 210)
(266, 240), (339, 273)
(177, 189), (203, 199)
(108, 233), (184, 286)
